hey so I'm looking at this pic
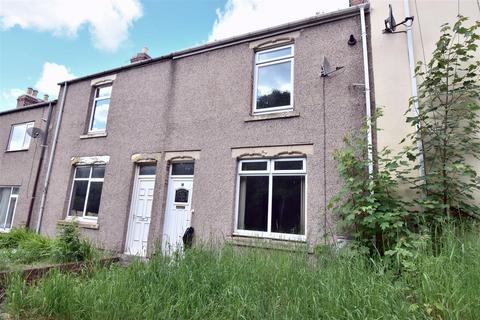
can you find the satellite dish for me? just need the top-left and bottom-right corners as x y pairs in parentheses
(26, 127), (43, 138)
(321, 56), (344, 77)
(321, 56), (332, 77)
(384, 4), (397, 33)
(383, 4), (414, 33)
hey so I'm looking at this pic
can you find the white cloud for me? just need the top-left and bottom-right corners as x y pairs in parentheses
(2, 88), (25, 101)
(0, 0), (143, 51)
(0, 88), (25, 111)
(0, 62), (75, 111)
(208, 0), (349, 42)
(35, 62), (76, 97)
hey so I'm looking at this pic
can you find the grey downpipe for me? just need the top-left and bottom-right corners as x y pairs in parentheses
(359, 5), (374, 175)
(26, 101), (53, 229)
(35, 82), (68, 233)
(403, 0), (426, 178)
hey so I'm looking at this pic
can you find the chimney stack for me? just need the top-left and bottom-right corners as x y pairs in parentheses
(130, 47), (151, 63)
(16, 87), (43, 108)
(43, 94), (49, 102)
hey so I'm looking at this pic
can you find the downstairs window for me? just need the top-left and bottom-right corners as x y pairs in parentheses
(0, 186), (19, 232)
(67, 165), (105, 220)
(236, 158), (306, 241)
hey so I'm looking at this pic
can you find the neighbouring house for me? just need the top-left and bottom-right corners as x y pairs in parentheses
(1, 4), (372, 256)
(369, 0), (480, 203)
(0, 89), (57, 233)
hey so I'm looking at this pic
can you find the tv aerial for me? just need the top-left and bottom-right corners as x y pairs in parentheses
(320, 56), (344, 77)
(26, 127), (44, 139)
(383, 4), (414, 33)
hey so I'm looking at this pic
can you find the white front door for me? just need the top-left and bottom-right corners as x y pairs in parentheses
(162, 178), (193, 255)
(125, 177), (155, 256)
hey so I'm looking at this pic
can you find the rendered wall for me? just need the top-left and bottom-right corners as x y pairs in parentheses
(36, 14), (368, 252)
(370, 0), (480, 203)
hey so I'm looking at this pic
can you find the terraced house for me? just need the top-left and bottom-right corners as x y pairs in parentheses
(0, 5), (373, 256)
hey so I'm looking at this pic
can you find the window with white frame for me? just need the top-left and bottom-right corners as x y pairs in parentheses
(68, 165), (105, 219)
(7, 122), (34, 151)
(236, 158), (306, 240)
(253, 44), (294, 114)
(0, 186), (19, 231)
(89, 85), (112, 132)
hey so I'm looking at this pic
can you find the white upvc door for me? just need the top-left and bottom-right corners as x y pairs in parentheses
(162, 178), (193, 255)
(125, 177), (155, 256)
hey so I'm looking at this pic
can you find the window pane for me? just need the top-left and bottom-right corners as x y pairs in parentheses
(91, 166), (105, 178)
(75, 166), (91, 178)
(85, 182), (103, 217)
(171, 162), (194, 176)
(271, 176), (305, 235)
(11, 187), (19, 195)
(257, 47), (292, 62)
(241, 161), (267, 171)
(8, 124), (27, 150)
(274, 160), (303, 171)
(238, 176), (268, 232)
(91, 99), (110, 131)
(23, 123), (33, 149)
(256, 61), (292, 110)
(69, 180), (88, 216)
(96, 86), (112, 98)
(139, 164), (156, 175)
(0, 188), (11, 228)
(5, 197), (16, 229)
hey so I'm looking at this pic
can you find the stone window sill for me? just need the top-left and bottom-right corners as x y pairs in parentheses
(80, 132), (107, 139)
(57, 219), (99, 230)
(244, 110), (300, 122)
(5, 148), (29, 153)
(226, 235), (310, 252)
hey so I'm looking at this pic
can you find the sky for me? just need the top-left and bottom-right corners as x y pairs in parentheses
(0, 0), (349, 112)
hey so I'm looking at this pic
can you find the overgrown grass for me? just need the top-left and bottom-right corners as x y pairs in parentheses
(0, 225), (99, 271)
(3, 226), (479, 319)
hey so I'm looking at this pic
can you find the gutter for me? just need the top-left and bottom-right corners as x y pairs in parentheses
(403, 0), (426, 178)
(35, 82), (68, 233)
(59, 5), (368, 86)
(0, 100), (56, 117)
(25, 102), (53, 229)
(359, 5), (374, 175)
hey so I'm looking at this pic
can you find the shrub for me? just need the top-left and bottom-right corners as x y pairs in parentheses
(0, 228), (39, 249)
(404, 16), (480, 222)
(328, 115), (416, 256)
(0, 223), (97, 269)
(53, 222), (95, 263)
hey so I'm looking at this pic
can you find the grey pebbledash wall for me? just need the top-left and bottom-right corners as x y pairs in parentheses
(23, 9), (369, 253)
(0, 102), (57, 230)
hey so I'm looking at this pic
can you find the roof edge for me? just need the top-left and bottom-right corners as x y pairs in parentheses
(60, 4), (369, 86)
(0, 100), (57, 117)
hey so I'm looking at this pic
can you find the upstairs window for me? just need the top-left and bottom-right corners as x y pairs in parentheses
(68, 165), (105, 219)
(0, 186), (19, 232)
(89, 85), (112, 132)
(236, 158), (306, 241)
(7, 122), (34, 151)
(253, 44), (294, 114)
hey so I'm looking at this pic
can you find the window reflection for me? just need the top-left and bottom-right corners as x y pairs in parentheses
(90, 84), (112, 132)
(254, 45), (293, 112)
(256, 61), (292, 110)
